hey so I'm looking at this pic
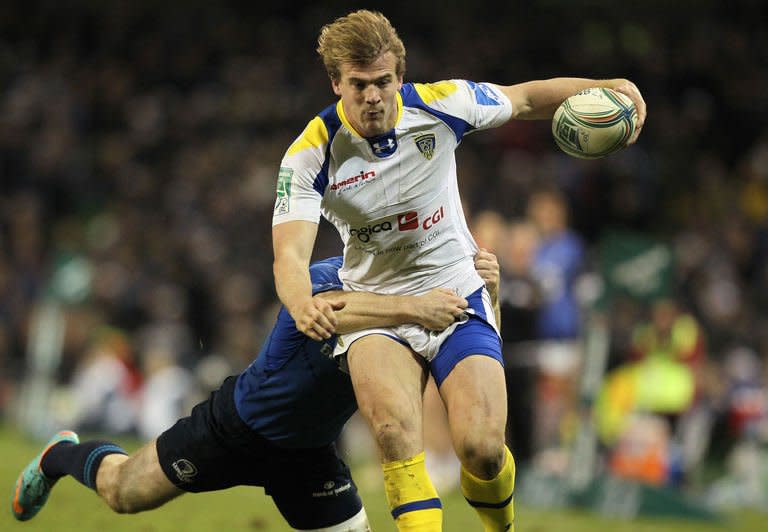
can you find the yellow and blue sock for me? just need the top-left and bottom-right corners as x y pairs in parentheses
(461, 446), (515, 531)
(382, 451), (442, 531)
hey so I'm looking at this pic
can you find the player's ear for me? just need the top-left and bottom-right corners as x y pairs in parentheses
(332, 78), (342, 96)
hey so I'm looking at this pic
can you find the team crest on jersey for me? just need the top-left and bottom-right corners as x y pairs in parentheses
(414, 134), (436, 160)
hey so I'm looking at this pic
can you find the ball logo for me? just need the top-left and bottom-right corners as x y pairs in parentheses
(349, 221), (392, 242)
(171, 459), (198, 483)
(554, 114), (586, 152)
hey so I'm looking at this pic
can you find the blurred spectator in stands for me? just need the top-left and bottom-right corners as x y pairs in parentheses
(721, 347), (767, 441)
(67, 327), (142, 435)
(706, 345), (768, 510)
(595, 298), (709, 485)
(630, 298), (706, 404)
(526, 186), (586, 458)
(471, 209), (507, 251)
(609, 413), (671, 486)
(497, 219), (542, 466)
(0, 255), (14, 416)
(136, 339), (199, 441)
(708, 346), (768, 460)
(132, 279), (201, 439)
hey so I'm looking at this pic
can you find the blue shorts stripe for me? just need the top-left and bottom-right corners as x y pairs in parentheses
(465, 491), (514, 509)
(391, 497), (443, 519)
(430, 288), (503, 386)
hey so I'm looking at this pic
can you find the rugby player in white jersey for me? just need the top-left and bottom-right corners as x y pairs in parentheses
(272, 10), (646, 531)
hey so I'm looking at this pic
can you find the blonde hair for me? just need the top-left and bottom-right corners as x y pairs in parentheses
(317, 10), (406, 82)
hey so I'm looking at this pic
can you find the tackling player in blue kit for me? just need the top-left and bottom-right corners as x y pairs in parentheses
(11, 253), (498, 530)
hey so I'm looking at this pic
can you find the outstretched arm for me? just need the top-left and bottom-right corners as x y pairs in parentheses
(500, 78), (646, 143)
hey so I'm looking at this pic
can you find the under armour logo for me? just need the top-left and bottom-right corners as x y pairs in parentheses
(372, 138), (395, 153)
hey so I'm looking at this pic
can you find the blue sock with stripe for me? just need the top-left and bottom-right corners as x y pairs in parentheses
(41, 441), (128, 490)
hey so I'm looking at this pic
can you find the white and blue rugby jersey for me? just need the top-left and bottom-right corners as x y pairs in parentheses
(273, 80), (512, 296)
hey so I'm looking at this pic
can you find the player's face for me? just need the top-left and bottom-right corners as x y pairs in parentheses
(332, 52), (402, 138)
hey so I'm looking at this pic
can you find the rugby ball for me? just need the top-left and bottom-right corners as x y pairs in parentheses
(552, 87), (637, 159)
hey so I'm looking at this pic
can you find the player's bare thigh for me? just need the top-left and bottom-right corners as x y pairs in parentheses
(96, 439), (183, 513)
(438, 355), (508, 478)
(346, 335), (428, 462)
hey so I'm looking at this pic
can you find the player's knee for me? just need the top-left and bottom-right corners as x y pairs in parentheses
(456, 434), (505, 479)
(372, 419), (418, 458)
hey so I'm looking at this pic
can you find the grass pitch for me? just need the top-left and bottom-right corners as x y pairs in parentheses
(0, 426), (763, 531)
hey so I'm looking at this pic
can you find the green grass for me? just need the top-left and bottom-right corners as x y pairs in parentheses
(0, 425), (764, 531)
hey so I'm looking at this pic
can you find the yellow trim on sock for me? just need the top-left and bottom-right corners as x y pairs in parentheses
(460, 446), (515, 501)
(382, 451), (428, 473)
(461, 447), (515, 532)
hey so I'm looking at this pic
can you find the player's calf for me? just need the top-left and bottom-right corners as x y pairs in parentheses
(96, 455), (139, 514)
(95, 440), (182, 514)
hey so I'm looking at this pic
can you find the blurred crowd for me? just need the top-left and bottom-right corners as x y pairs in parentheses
(2, 0), (768, 509)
